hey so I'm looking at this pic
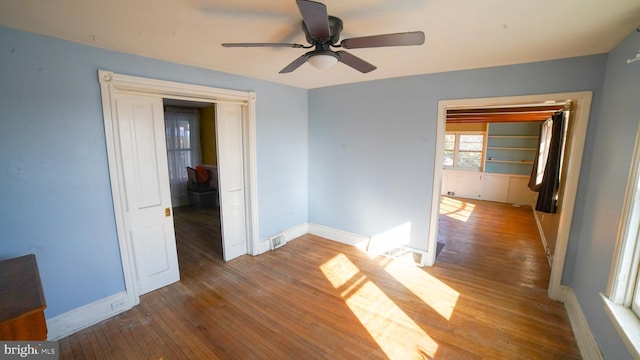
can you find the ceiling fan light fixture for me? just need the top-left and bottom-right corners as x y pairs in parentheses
(308, 53), (338, 69)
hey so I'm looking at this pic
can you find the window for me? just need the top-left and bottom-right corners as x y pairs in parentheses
(443, 132), (485, 169)
(164, 107), (201, 205)
(532, 118), (553, 187)
(165, 108), (201, 182)
(602, 126), (640, 358)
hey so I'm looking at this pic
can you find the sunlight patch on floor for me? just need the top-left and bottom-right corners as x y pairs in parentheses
(320, 254), (439, 358)
(384, 260), (459, 320)
(439, 196), (475, 222)
(320, 253), (361, 288)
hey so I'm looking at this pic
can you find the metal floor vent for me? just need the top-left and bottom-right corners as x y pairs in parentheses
(270, 234), (286, 250)
(381, 246), (426, 267)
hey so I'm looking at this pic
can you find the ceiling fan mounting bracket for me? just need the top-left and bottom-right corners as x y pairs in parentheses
(303, 15), (343, 45)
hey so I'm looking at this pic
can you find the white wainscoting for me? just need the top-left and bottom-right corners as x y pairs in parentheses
(442, 169), (536, 205)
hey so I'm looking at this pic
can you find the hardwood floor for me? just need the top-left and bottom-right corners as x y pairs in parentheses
(58, 198), (580, 359)
(173, 206), (223, 258)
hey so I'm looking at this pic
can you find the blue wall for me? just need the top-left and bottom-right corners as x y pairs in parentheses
(308, 55), (606, 250)
(308, 29), (640, 357)
(2, 22), (638, 358)
(0, 26), (308, 318)
(566, 30), (640, 360)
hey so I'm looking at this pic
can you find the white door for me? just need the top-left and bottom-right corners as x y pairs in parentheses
(115, 94), (180, 295)
(215, 103), (248, 261)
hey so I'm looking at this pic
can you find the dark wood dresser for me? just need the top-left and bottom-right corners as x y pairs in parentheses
(0, 254), (48, 340)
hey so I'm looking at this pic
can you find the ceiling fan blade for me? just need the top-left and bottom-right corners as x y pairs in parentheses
(296, 0), (330, 41)
(340, 31), (425, 49)
(279, 53), (311, 73)
(335, 51), (376, 73)
(222, 42), (306, 48)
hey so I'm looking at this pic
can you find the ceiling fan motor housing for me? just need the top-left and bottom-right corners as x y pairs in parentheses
(222, 0), (425, 74)
(303, 15), (343, 45)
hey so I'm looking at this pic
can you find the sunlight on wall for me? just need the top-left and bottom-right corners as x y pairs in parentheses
(320, 254), (439, 358)
(439, 196), (476, 222)
(384, 260), (459, 320)
(368, 222), (412, 256)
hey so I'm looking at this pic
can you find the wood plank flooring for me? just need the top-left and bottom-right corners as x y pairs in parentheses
(58, 199), (580, 359)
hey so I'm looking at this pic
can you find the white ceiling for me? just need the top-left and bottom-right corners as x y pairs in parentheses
(1, 0), (639, 89)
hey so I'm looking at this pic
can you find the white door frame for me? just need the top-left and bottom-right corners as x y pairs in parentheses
(427, 91), (592, 301)
(98, 70), (259, 307)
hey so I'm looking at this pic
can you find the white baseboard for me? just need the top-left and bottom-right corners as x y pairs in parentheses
(258, 223), (310, 254)
(47, 291), (131, 340)
(564, 287), (603, 360)
(282, 223), (309, 242)
(552, 284), (570, 302)
(256, 238), (271, 254)
(307, 223), (370, 250)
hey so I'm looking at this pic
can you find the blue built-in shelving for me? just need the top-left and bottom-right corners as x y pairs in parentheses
(485, 122), (540, 175)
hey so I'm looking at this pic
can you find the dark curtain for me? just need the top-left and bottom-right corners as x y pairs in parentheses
(532, 112), (565, 213)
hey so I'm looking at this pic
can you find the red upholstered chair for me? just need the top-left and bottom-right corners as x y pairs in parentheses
(186, 167), (217, 208)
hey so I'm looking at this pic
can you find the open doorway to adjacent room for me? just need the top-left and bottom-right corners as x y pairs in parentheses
(428, 92), (592, 300)
(99, 70), (259, 306)
(163, 99), (223, 258)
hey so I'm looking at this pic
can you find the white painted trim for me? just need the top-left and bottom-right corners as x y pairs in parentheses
(305, 224), (429, 265)
(308, 223), (370, 250)
(556, 284), (571, 302)
(426, 100), (448, 267)
(564, 288), (604, 360)
(98, 74), (141, 307)
(548, 93), (592, 300)
(601, 293), (640, 359)
(600, 122), (640, 360)
(282, 223), (310, 242)
(257, 223), (310, 255)
(607, 122), (640, 303)
(430, 92), (593, 302)
(98, 70), (259, 309)
(47, 291), (130, 340)
(245, 92), (261, 256)
(532, 208), (552, 267)
(256, 239), (271, 255)
(98, 71), (250, 102)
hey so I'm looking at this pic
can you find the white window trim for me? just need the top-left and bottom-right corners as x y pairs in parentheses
(601, 295), (640, 359)
(443, 131), (486, 171)
(602, 123), (640, 360)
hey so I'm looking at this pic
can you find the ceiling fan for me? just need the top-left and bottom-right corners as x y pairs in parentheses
(222, 0), (425, 74)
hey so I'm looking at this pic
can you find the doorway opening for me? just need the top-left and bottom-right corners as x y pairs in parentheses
(99, 70), (259, 308)
(163, 100), (223, 259)
(427, 92), (592, 301)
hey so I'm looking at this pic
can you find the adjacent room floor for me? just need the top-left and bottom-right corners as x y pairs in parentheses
(58, 197), (580, 359)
